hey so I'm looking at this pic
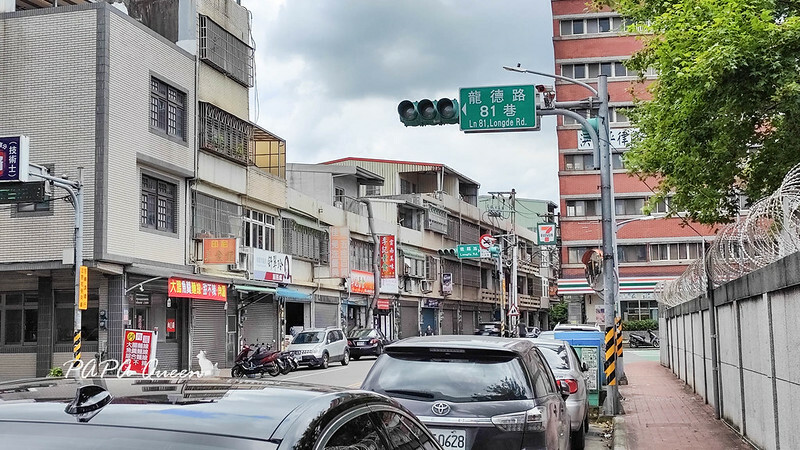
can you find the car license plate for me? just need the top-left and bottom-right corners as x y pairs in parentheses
(357, 341), (366, 346)
(430, 428), (466, 449)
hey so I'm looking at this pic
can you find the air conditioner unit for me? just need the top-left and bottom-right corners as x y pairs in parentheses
(229, 248), (250, 272)
(420, 280), (433, 293)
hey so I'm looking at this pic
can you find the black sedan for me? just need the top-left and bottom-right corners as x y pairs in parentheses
(347, 327), (391, 359)
(0, 376), (441, 449)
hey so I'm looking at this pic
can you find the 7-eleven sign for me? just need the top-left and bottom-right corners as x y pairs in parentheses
(537, 223), (557, 245)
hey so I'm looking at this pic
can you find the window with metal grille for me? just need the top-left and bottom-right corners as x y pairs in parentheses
(282, 218), (329, 264)
(150, 77), (186, 140)
(425, 256), (438, 281)
(141, 174), (177, 233)
(462, 264), (481, 288)
(193, 192), (241, 238)
(198, 15), (253, 87)
(446, 215), (459, 241)
(365, 185), (380, 196)
(199, 102), (252, 164)
(350, 239), (373, 271)
(460, 220), (480, 245)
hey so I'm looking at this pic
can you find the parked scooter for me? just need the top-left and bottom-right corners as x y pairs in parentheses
(629, 329), (660, 348)
(231, 342), (283, 378)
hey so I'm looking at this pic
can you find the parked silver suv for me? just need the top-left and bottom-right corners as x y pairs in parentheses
(286, 327), (349, 369)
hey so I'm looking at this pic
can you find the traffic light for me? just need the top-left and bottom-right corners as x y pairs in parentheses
(580, 117), (599, 141)
(397, 98), (459, 127)
(437, 248), (457, 257)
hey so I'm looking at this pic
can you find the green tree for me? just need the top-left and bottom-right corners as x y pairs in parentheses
(592, 0), (800, 224)
(549, 300), (568, 325)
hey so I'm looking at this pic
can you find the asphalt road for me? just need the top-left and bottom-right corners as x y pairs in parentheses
(276, 356), (378, 388)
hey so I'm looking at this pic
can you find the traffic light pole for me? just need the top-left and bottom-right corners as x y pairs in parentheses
(29, 164), (84, 368)
(505, 67), (619, 415)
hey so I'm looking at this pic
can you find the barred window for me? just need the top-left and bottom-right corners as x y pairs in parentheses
(462, 264), (481, 288)
(282, 218), (329, 264)
(350, 239), (373, 271)
(141, 174), (177, 233)
(193, 193), (241, 238)
(150, 77), (186, 140)
(460, 220), (480, 245)
(198, 15), (254, 87)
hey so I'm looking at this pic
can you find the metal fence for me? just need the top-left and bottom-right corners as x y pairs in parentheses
(655, 163), (800, 306)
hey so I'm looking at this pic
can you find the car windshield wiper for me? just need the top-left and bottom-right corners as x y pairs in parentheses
(383, 389), (435, 399)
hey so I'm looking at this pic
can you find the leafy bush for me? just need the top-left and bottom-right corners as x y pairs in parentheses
(48, 367), (64, 377)
(549, 301), (568, 324)
(622, 319), (658, 331)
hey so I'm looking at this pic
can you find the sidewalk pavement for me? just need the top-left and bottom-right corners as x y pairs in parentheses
(614, 360), (753, 450)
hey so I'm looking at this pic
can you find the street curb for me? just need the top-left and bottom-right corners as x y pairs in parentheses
(613, 416), (628, 450)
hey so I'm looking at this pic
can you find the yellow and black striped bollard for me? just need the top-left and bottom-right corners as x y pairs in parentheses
(604, 326), (616, 385)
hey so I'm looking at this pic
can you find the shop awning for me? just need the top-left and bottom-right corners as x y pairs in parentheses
(277, 287), (311, 301)
(233, 285), (276, 294)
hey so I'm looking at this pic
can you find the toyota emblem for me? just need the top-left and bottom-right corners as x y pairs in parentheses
(431, 401), (451, 416)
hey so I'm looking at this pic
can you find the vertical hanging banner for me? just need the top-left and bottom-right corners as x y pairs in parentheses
(121, 329), (158, 375)
(379, 235), (398, 294)
(329, 226), (350, 278)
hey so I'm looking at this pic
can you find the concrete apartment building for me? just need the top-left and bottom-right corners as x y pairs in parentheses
(324, 158), (554, 334)
(551, 0), (716, 324)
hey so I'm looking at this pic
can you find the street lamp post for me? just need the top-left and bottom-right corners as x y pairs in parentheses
(504, 66), (620, 415)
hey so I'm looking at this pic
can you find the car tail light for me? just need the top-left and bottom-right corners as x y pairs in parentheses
(347, 340), (354, 346)
(558, 379), (579, 394)
(369, 338), (379, 345)
(491, 406), (546, 432)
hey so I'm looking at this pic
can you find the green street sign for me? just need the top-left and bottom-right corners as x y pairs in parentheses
(459, 85), (538, 133)
(456, 244), (481, 258)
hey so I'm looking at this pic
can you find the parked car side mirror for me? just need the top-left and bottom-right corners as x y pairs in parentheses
(558, 380), (571, 399)
(581, 362), (589, 372)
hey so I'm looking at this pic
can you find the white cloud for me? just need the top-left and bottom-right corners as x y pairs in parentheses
(241, 0), (558, 202)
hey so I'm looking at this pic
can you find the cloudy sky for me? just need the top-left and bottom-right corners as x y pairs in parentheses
(241, 0), (558, 202)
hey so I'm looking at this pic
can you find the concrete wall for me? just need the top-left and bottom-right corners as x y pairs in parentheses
(0, 8), (99, 263)
(662, 251), (800, 450)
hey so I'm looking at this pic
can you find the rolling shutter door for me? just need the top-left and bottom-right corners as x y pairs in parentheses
(241, 299), (276, 347)
(156, 342), (180, 371)
(400, 303), (419, 339)
(314, 302), (339, 328)
(462, 306), (476, 335)
(442, 309), (455, 335)
(191, 300), (226, 370)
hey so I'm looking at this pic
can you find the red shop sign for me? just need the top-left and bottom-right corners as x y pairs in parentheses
(121, 329), (157, 375)
(168, 277), (227, 301)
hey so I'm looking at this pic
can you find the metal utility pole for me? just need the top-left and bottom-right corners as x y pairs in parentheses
(29, 164), (84, 366)
(509, 189), (519, 335)
(596, 75), (621, 415)
(504, 66), (619, 415)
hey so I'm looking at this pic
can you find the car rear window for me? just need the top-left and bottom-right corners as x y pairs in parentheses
(362, 353), (534, 403)
(349, 329), (375, 338)
(537, 345), (570, 370)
